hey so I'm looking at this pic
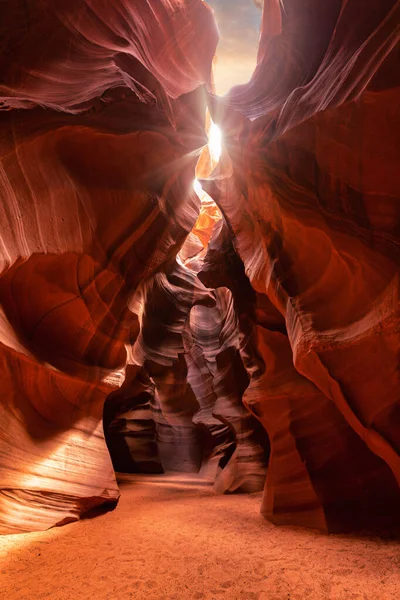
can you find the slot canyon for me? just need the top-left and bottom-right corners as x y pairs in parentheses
(0, 0), (399, 598)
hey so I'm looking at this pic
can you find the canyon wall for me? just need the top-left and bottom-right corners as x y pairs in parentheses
(0, 0), (399, 533)
(208, 0), (400, 531)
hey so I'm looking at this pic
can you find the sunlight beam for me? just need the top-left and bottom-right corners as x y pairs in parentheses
(208, 121), (222, 163)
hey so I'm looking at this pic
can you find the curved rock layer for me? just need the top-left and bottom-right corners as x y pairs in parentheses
(0, 0), (399, 534)
(106, 256), (268, 489)
(209, 0), (400, 531)
(0, 0), (218, 534)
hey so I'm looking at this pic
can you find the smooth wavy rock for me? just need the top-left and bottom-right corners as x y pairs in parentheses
(0, 0), (216, 533)
(126, 258), (267, 484)
(104, 366), (163, 474)
(210, 0), (400, 531)
(1, 0), (218, 112)
(0, 0), (399, 535)
(0, 341), (119, 534)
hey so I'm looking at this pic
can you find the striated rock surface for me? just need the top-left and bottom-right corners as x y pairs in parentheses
(209, 0), (400, 531)
(0, 0), (218, 533)
(110, 256), (269, 486)
(0, 0), (399, 534)
(103, 366), (163, 475)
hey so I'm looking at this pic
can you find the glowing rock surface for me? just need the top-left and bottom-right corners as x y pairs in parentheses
(0, 0), (399, 533)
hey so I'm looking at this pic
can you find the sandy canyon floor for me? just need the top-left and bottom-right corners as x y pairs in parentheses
(1, 473), (399, 600)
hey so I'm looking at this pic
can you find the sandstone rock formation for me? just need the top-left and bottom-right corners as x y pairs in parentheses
(209, 0), (400, 531)
(0, 0), (399, 534)
(0, 0), (218, 534)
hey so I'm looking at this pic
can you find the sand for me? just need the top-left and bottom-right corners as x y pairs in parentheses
(1, 473), (399, 600)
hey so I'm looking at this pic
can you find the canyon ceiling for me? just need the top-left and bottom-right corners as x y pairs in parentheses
(0, 0), (399, 535)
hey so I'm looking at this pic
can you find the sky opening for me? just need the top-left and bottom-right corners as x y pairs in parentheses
(206, 0), (263, 95)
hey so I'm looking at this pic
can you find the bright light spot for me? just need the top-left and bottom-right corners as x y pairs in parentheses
(208, 121), (222, 163)
(193, 178), (203, 196)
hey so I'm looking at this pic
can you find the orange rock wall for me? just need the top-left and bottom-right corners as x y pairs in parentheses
(0, 0), (399, 533)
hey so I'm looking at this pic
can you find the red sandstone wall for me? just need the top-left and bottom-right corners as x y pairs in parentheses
(0, 0), (399, 533)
